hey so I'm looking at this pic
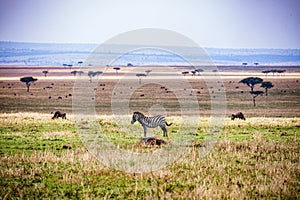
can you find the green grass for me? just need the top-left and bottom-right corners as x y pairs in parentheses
(0, 113), (79, 155)
(0, 72), (299, 198)
(0, 113), (299, 199)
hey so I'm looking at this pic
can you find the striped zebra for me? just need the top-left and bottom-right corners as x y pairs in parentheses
(131, 111), (172, 137)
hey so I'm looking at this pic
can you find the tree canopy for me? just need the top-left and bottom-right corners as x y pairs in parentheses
(88, 71), (103, 82)
(195, 68), (204, 75)
(145, 70), (152, 75)
(113, 67), (121, 73)
(71, 71), (78, 76)
(20, 77), (38, 92)
(42, 70), (48, 77)
(136, 73), (147, 84)
(182, 71), (189, 76)
(239, 77), (263, 92)
(261, 81), (274, 96)
(250, 91), (264, 107)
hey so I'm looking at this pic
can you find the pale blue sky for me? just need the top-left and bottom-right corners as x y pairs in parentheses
(0, 0), (299, 48)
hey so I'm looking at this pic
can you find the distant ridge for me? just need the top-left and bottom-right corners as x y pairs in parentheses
(1, 41), (300, 66)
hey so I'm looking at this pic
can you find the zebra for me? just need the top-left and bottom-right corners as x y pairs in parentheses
(131, 111), (172, 137)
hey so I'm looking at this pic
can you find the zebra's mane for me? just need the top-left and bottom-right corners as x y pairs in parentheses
(134, 111), (144, 116)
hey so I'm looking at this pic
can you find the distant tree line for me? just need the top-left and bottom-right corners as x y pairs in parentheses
(262, 69), (286, 76)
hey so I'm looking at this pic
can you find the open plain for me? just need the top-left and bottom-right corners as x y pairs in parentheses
(0, 65), (299, 199)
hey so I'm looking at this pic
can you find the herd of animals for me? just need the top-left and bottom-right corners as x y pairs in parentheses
(51, 111), (246, 138)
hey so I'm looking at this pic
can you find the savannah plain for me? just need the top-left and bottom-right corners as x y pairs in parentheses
(0, 65), (299, 199)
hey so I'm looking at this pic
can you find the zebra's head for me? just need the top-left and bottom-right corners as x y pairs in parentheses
(131, 112), (143, 124)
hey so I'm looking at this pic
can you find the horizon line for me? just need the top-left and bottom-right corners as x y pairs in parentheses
(1, 40), (300, 50)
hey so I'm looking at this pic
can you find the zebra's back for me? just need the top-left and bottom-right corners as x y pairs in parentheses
(143, 115), (166, 128)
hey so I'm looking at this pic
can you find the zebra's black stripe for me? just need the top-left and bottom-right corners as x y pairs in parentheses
(131, 111), (172, 137)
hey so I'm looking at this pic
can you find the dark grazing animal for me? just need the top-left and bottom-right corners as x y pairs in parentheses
(231, 112), (246, 120)
(131, 111), (172, 137)
(141, 136), (167, 146)
(51, 111), (66, 120)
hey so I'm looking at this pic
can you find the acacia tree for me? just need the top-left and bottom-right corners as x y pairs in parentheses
(191, 71), (196, 76)
(145, 70), (152, 76)
(270, 69), (278, 76)
(77, 71), (84, 76)
(136, 73), (147, 84)
(239, 77), (263, 92)
(262, 70), (271, 77)
(20, 77), (38, 92)
(78, 61), (83, 66)
(250, 91), (264, 107)
(182, 71), (189, 76)
(113, 67), (120, 74)
(239, 77), (264, 107)
(277, 69), (286, 76)
(88, 71), (103, 82)
(42, 70), (48, 77)
(71, 71), (78, 76)
(261, 81), (274, 96)
(195, 68), (204, 76)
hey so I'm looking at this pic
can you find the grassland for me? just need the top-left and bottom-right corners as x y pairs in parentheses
(0, 66), (299, 116)
(0, 66), (299, 199)
(0, 114), (299, 199)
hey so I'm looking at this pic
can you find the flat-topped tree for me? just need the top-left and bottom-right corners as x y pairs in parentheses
(136, 73), (147, 84)
(270, 69), (278, 76)
(113, 67), (120, 74)
(212, 69), (218, 74)
(20, 77), (37, 92)
(261, 81), (274, 96)
(250, 91), (264, 107)
(71, 71), (78, 76)
(95, 71), (103, 76)
(77, 71), (84, 76)
(195, 68), (204, 76)
(262, 70), (271, 77)
(239, 77), (263, 92)
(42, 70), (48, 77)
(182, 71), (189, 76)
(88, 71), (103, 82)
(88, 71), (96, 82)
(145, 70), (152, 76)
(277, 69), (286, 76)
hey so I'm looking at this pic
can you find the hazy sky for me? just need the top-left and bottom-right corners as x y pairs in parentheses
(0, 0), (299, 48)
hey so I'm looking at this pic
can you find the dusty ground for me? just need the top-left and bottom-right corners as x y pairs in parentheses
(0, 65), (299, 117)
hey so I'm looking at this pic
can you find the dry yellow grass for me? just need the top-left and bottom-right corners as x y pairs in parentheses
(0, 113), (299, 199)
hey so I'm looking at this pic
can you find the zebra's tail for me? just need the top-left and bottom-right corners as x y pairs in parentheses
(166, 122), (173, 126)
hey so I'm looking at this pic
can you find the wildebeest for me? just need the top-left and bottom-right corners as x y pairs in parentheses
(231, 112), (246, 120)
(51, 111), (66, 120)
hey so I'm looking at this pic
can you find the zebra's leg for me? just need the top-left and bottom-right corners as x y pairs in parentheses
(143, 126), (147, 137)
(161, 126), (168, 137)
